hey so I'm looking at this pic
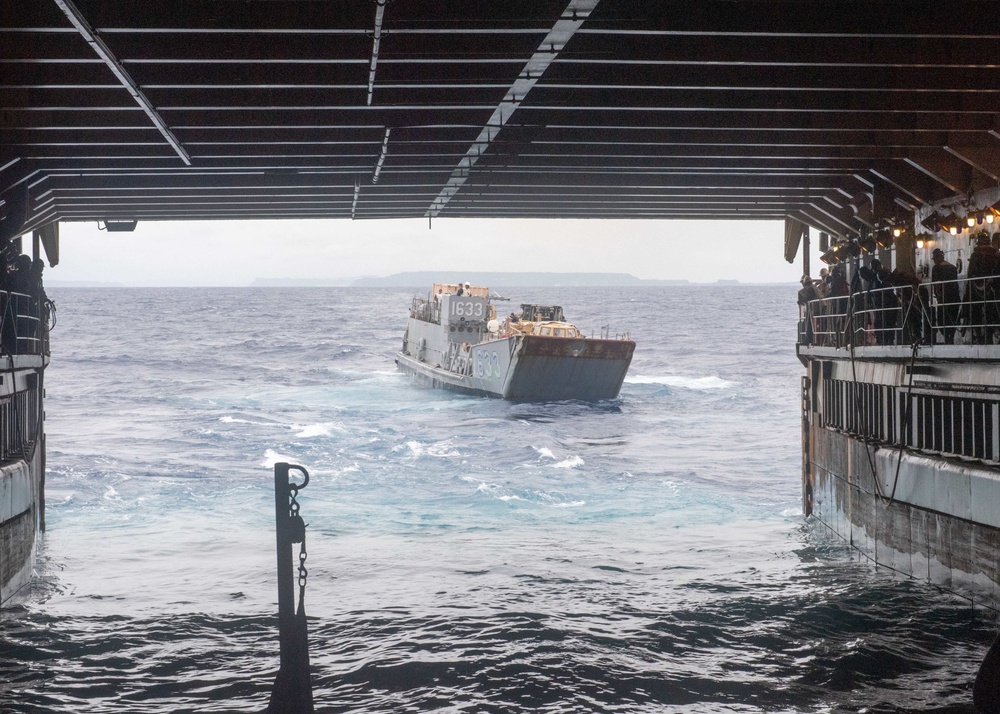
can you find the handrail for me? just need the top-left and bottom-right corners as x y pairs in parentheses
(798, 276), (1000, 347)
(0, 289), (50, 357)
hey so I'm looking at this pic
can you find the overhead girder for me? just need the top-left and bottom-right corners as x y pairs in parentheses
(13, 57), (1000, 93)
(14, 86), (1000, 114)
(7, 107), (998, 134)
(4, 1), (1000, 226)
(903, 148), (976, 196)
(944, 136), (1000, 184)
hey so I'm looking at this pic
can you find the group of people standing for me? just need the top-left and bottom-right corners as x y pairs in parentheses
(798, 233), (1000, 347)
(0, 245), (49, 355)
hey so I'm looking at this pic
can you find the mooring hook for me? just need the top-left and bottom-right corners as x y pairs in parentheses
(287, 464), (310, 490)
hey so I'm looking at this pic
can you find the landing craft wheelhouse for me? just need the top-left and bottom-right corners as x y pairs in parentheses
(395, 283), (635, 401)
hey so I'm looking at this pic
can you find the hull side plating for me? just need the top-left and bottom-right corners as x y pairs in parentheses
(397, 287), (634, 402)
(801, 345), (1000, 609)
(0, 358), (46, 608)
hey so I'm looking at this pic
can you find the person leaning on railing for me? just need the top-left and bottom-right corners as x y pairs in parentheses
(891, 268), (930, 345)
(826, 266), (849, 347)
(797, 276), (818, 344)
(858, 259), (899, 345)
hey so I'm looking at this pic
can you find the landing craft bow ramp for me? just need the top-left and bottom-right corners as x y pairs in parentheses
(3, 1), (1000, 250)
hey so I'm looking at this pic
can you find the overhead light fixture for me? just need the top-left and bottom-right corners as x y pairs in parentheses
(820, 240), (853, 265)
(917, 238), (925, 249)
(820, 245), (842, 265)
(950, 226), (958, 235)
(968, 216), (977, 227)
(876, 229), (895, 248)
(99, 220), (138, 232)
(859, 234), (877, 253)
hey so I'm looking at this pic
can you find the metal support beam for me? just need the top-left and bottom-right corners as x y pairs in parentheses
(944, 137), (1000, 183)
(426, 0), (601, 217)
(52, 0), (192, 166)
(804, 201), (857, 235)
(904, 149), (974, 196)
(794, 208), (845, 238)
(868, 163), (943, 207)
(366, 0), (387, 106)
(372, 128), (390, 184)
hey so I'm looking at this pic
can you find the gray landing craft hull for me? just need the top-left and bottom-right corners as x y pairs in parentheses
(396, 334), (635, 401)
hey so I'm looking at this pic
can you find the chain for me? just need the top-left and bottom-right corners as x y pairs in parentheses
(289, 483), (308, 600)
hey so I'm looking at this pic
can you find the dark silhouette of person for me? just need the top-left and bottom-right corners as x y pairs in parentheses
(858, 258), (898, 345)
(931, 248), (960, 344)
(965, 234), (1000, 344)
(891, 268), (927, 345)
(797, 276), (818, 344)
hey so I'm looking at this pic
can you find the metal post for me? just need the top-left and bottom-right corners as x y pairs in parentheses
(274, 463), (295, 668)
(802, 227), (811, 278)
(267, 462), (313, 714)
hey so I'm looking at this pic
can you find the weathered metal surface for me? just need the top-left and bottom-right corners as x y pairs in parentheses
(0, 462), (32, 522)
(397, 292), (634, 401)
(807, 402), (1000, 609)
(0, 508), (35, 606)
(0, 362), (47, 608)
(518, 335), (634, 360)
(506, 337), (634, 401)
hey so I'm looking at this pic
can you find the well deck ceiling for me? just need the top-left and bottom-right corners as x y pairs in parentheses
(3, 1), (1000, 236)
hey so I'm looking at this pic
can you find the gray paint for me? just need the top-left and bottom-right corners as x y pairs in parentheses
(801, 343), (1000, 609)
(398, 291), (633, 401)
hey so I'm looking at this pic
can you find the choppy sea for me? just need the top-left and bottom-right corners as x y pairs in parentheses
(1, 285), (996, 713)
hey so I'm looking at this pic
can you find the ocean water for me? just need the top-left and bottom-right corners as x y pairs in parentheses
(1, 285), (995, 713)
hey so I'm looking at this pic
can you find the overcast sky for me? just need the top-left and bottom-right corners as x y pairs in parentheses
(49, 218), (817, 286)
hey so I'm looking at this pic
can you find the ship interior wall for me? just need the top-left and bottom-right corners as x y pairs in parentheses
(808, 411), (1000, 610)
(0, 376), (45, 607)
(821, 377), (1000, 463)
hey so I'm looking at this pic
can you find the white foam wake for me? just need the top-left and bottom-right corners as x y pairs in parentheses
(291, 422), (345, 438)
(261, 448), (295, 468)
(400, 440), (461, 458)
(625, 375), (734, 390)
(552, 456), (585, 469)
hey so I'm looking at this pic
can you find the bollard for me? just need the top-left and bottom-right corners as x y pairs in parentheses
(266, 462), (314, 714)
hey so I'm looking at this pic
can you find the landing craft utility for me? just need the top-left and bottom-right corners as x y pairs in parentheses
(396, 283), (635, 401)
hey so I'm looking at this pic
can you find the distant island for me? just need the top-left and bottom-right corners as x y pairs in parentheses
(254, 272), (693, 288)
(47, 280), (126, 288)
(250, 277), (360, 287)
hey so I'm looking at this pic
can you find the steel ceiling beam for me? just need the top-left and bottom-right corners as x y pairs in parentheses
(5, 2), (1000, 227)
(426, 0), (601, 218)
(51, 0), (192, 165)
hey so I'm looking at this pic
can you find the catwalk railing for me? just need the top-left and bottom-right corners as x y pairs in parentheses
(0, 382), (41, 464)
(798, 276), (999, 347)
(821, 378), (999, 464)
(1, 290), (49, 357)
